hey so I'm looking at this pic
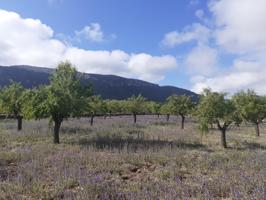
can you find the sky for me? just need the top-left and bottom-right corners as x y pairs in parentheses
(0, 0), (266, 94)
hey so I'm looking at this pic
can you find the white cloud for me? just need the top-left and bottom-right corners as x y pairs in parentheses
(162, 23), (211, 48)
(191, 0), (266, 94)
(184, 44), (218, 76)
(195, 9), (211, 25)
(128, 54), (178, 81)
(163, 0), (266, 95)
(0, 9), (177, 83)
(162, 22), (217, 77)
(209, 0), (266, 54)
(75, 23), (105, 43)
(192, 58), (266, 94)
(191, 58), (266, 95)
(195, 9), (204, 20)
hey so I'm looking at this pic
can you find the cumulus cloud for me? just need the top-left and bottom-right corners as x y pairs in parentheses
(162, 22), (216, 77)
(75, 23), (115, 42)
(128, 54), (178, 81)
(0, 9), (177, 83)
(209, 0), (266, 54)
(195, 9), (204, 20)
(162, 23), (211, 48)
(184, 44), (218, 76)
(162, 0), (266, 94)
(192, 0), (266, 94)
(192, 57), (266, 94)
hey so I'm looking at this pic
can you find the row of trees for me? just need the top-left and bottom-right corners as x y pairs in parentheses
(197, 89), (266, 148)
(0, 62), (91, 143)
(0, 61), (265, 148)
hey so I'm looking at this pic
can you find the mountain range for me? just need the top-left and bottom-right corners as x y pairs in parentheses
(0, 65), (198, 102)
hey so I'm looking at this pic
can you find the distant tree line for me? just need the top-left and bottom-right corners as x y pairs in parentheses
(0, 61), (266, 148)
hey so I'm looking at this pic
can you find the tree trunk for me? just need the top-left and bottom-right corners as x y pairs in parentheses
(54, 119), (62, 144)
(133, 113), (137, 124)
(17, 116), (23, 131)
(217, 121), (228, 149)
(90, 114), (94, 126)
(220, 129), (227, 148)
(180, 115), (185, 129)
(255, 123), (260, 137)
(166, 114), (170, 122)
(157, 114), (160, 118)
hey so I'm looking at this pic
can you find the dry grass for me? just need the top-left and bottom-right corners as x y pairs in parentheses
(0, 115), (265, 199)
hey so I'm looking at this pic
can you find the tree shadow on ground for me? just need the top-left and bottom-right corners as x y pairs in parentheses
(232, 142), (266, 151)
(60, 127), (94, 135)
(74, 135), (213, 152)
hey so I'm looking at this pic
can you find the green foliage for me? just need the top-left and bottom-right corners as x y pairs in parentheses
(125, 94), (147, 115)
(166, 95), (194, 117)
(160, 102), (172, 115)
(87, 95), (106, 116)
(146, 101), (161, 115)
(22, 87), (50, 120)
(48, 61), (91, 120)
(0, 81), (25, 116)
(106, 100), (124, 115)
(24, 61), (91, 121)
(232, 90), (266, 124)
(196, 90), (237, 133)
(22, 61), (91, 143)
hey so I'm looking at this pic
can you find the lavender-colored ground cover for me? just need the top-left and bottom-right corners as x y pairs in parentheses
(0, 115), (265, 199)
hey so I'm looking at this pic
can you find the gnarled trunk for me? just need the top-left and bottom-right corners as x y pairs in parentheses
(180, 115), (185, 129)
(217, 122), (228, 148)
(90, 114), (94, 126)
(17, 115), (23, 131)
(220, 129), (227, 148)
(53, 117), (63, 144)
(254, 122), (260, 137)
(166, 114), (170, 122)
(133, 113), (137, 124)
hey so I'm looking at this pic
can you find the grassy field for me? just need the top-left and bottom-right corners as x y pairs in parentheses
(0, 115), (265, 200)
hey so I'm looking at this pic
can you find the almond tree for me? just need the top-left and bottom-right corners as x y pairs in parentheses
(160, 102), (172, 122)
(125, 94), (147, 123)
(106, 100), (123, 117)
(0, 81), (25, 131)
(23, 61), (91, 143)
(87, 95), (106, 126)
(232, 90), (266, 136)
(167, 95), (194, 129)
(147, 101), (161, 117)
(197, 90), (238, 148)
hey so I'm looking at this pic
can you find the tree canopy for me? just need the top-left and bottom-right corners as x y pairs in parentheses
(167, 95), (194, 129)
(197, 90), (238, 148)
(160, 102), (172, 122)
(0, 81), (26, 130)
(106, 100), (123, 116)
(87, 95), (106, 125)
(147, 101), (161, 117)
(232, 90), (266, 136)
(125, 94), (147, 123)
(23, 61), (91, 143)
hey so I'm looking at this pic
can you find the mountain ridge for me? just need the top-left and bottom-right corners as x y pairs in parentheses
(0, 65), (198, 102)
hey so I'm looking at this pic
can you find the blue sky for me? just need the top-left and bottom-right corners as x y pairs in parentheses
(0, 0), (265, 94)
(0, 0), (203, 50)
